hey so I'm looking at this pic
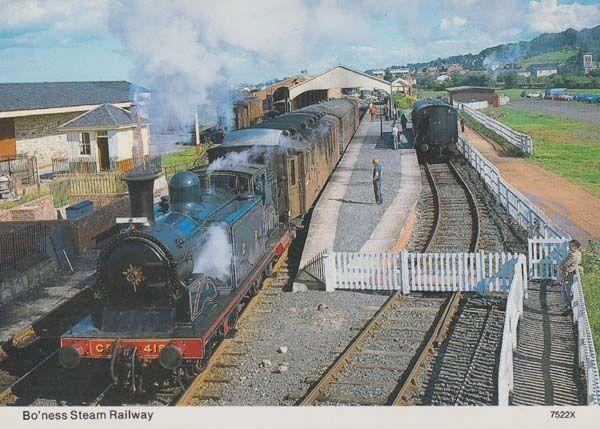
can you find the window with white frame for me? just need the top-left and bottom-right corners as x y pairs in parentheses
(79, 132), (91, 155)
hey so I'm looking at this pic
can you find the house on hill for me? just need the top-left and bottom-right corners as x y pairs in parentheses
(529, 63), (558, 78)
(0, 81), (149, 168)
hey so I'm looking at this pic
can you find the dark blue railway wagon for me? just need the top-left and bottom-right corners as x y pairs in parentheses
(411, 98), (458, 154)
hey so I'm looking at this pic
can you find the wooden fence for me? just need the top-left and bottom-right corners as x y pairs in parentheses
(528, 238), (568, 279)
(50, 172), (126, 208)
(457, 137), (566, 239)
(460, 103), (533, 154)
(323, 250), (524, 294)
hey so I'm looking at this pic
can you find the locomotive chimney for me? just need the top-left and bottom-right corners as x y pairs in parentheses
(123, 169), (162, 222)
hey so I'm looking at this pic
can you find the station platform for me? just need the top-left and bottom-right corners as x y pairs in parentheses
(300, 117), (421, 268)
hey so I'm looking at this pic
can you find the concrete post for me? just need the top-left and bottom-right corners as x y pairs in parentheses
(323, 253), (335, 292)
(401, 250), (410, 295)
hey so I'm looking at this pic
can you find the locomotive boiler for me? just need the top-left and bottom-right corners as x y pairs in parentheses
(411, 98), (458, 155)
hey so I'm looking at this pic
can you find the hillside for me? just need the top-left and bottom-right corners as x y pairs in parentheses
(400, 25), (600, 72)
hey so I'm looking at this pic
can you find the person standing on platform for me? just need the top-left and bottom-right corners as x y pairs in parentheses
(391, 123), (399, 150)
(370, 105), (377, 121)
(372, 158), (383, 205)
(400, 113), (408, 133)
(460, 116), (465, 132)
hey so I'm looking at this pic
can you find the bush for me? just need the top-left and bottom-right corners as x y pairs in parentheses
(393, 93), (417, 109)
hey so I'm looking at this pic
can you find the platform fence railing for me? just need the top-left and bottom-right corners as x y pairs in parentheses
(457, 137), (566, 239)
(323, 250), (524, 294)
(459, 103), (533, 154)
(527, 237), (600, 405)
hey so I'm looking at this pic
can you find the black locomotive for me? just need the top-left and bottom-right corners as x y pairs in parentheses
(59, 99), (359, 393)
(411, 98), (458, 155)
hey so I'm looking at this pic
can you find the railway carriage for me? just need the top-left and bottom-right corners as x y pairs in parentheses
(58, 99), (360, 394)
(411, 98), (458, 155)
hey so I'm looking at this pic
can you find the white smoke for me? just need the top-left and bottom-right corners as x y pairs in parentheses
(193, 225), (232, 281)
(207, 149), (255, 173)
(107, 0), (366, 132)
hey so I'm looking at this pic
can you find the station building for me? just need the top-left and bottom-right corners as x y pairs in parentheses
(0, 81), (149, 168)
(446, 86), (496, 106)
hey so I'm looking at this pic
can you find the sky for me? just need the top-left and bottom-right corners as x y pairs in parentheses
(1, 0), (599, 127)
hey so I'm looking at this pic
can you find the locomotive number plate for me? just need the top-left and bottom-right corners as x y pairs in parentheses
(89, 339), (169, 357)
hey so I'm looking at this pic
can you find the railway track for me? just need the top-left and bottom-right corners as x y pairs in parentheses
(298, 160), (480, 406)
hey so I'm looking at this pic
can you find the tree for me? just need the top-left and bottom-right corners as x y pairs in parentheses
(503, 72), (521, 88)
(383, 70), (393, 82)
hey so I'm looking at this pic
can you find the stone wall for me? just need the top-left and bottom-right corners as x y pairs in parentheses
(2, 195), (57, 221)
(0, 256), (57, 305)
(68, 195), (130, 253)
(14, 112), (83, 168)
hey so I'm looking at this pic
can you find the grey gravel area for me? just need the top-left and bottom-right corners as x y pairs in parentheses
(192, 287), (388, 405)
(334, 120), (409, 252)
(510, 98), (600, 126)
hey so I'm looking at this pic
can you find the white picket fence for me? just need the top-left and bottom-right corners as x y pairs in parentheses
(526, 238), (600, 405)
(460, 103), (533, 154)
(323, 250), (524, 294)
(497, 254), (528, 405)
(457, 137), (566, 239)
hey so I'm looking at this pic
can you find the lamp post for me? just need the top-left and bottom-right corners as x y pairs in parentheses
(380, 108), (383, 139)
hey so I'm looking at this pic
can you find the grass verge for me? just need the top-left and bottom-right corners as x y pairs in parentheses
(481, 106), (600, 198)
(160, 146), (205, 168)
(461, 112), (525, 157)
(0, 184), (51, 210)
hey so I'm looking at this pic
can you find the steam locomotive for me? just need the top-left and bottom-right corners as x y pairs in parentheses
(411, 98), (458, 155)
(58, 99), (359, 393)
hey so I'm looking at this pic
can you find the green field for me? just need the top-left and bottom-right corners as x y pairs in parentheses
(498, 88), (600, 99)
(483, 106), (600, 197)
(582, 246), (600, 364)
(518, 48), (579, 67)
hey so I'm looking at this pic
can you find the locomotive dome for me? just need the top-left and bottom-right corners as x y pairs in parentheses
(168, 170), (203, 214)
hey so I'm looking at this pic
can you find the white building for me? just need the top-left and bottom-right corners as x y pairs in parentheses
(436, 74), (451, 82)
(59, 104), (150, 172)
(391, 77), (411, 93)
(529, 64), (558, 78)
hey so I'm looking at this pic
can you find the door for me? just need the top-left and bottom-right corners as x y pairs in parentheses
(286, 155), (301, 220)
(97, 132), (110, 171)
(0, 119), (16, 159)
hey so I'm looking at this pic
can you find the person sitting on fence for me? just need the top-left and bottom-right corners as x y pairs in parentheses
(558, 239), (582, 315)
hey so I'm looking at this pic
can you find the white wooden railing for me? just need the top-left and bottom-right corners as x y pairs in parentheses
(323, 250), (523, 294)
(527, 238), (600, 405)
(457, 137), (566, 239)
(460, 103), (533, 154)
(497, 254), (528, 405)
(571, 270), (600, 405)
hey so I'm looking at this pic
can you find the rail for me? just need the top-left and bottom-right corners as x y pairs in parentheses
(457, 137), (565, 239)
(497, 254), (527, 405)
(323, 250), (522, 294)
(459, 103), (533, 154)
(527, 238), (600, 405)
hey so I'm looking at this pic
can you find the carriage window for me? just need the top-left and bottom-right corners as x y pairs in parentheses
(210, 174), (237, 192)
(289, 159), (296, 186)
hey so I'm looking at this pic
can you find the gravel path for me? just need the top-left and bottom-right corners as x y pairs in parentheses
(191, 285), (388, 405)
(510, 98), (600, 126)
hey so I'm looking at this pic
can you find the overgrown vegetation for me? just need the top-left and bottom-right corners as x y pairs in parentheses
(581, 244), (600, 366)
(484, 107), (600, 197)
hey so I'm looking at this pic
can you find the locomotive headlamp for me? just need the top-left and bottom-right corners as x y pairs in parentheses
(58, 345), (81, 369)
(159, 345), (183, 370)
